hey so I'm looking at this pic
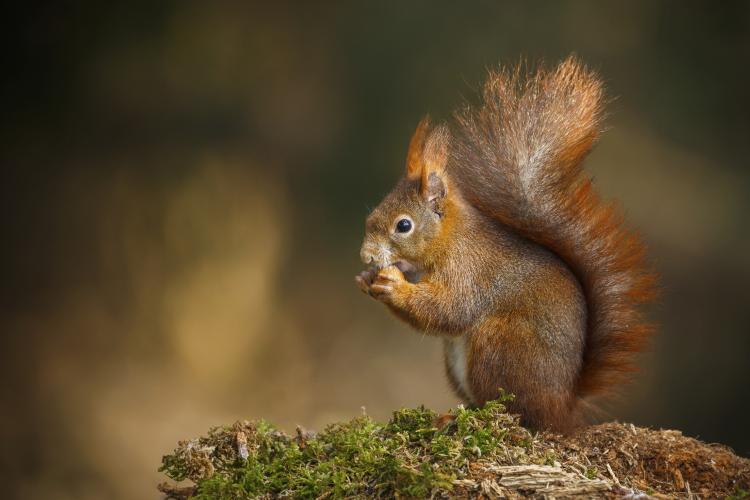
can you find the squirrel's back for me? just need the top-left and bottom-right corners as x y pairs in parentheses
(449, 56), (657, 401)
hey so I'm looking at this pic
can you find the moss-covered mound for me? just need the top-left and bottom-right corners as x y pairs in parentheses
(158, 396), (750, 499)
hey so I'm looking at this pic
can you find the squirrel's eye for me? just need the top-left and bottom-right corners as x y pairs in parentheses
(395, 218), (413, 233)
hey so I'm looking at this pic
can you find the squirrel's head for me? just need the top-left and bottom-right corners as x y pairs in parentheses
(360, 118), (451, 275)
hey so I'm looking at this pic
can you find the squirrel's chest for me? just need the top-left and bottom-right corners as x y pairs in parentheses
(444, 336), (474, 404)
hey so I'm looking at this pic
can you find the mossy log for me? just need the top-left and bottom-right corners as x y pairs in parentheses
(159, 399), (750, 499)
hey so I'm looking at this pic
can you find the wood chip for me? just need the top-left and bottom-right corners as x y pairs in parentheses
(673, 468), (685, 490)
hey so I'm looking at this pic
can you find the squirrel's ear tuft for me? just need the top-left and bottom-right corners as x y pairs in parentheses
(406, 117), (431, 181)
(420, 124), (450, 204)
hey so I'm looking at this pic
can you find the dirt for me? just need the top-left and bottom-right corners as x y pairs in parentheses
(546, 422), (750, 498)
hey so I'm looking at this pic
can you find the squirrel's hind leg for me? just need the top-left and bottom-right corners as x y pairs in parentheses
(466, 316), (580, 433)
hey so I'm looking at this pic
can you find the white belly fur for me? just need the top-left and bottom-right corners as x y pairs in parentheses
(444, 336), (473, 403)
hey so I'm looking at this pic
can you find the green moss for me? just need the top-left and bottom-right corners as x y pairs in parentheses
(159, 395), (547, 499)
(728, 486), (750, 500)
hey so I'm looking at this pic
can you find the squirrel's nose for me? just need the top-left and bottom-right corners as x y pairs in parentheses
(360, 242), (375, 265)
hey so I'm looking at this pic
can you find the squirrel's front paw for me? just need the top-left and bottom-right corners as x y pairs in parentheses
(369, 266), (408, 304)
(355, 267), (377, 295)
(355, 265), (409, 304)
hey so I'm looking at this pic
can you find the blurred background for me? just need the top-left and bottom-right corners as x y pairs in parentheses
(1, 1), (749, 498)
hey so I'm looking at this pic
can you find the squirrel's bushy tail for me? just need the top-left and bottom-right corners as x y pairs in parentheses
(451, 56), (657, 399)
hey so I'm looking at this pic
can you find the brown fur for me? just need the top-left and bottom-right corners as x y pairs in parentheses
(356, 56), (657, 432)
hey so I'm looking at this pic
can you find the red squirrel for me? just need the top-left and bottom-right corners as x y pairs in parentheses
(355, 56), (656, 433)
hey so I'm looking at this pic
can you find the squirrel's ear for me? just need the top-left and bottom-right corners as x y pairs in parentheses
(419, 124), (450, 205)
(405, 117), (450, 204)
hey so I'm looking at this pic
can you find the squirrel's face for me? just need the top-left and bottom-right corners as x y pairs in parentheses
(360, 178), (444, 273)
(360, 118), (450, 276)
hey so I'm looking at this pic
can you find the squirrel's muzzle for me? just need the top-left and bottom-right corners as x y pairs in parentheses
(360, 238), (392, 269)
